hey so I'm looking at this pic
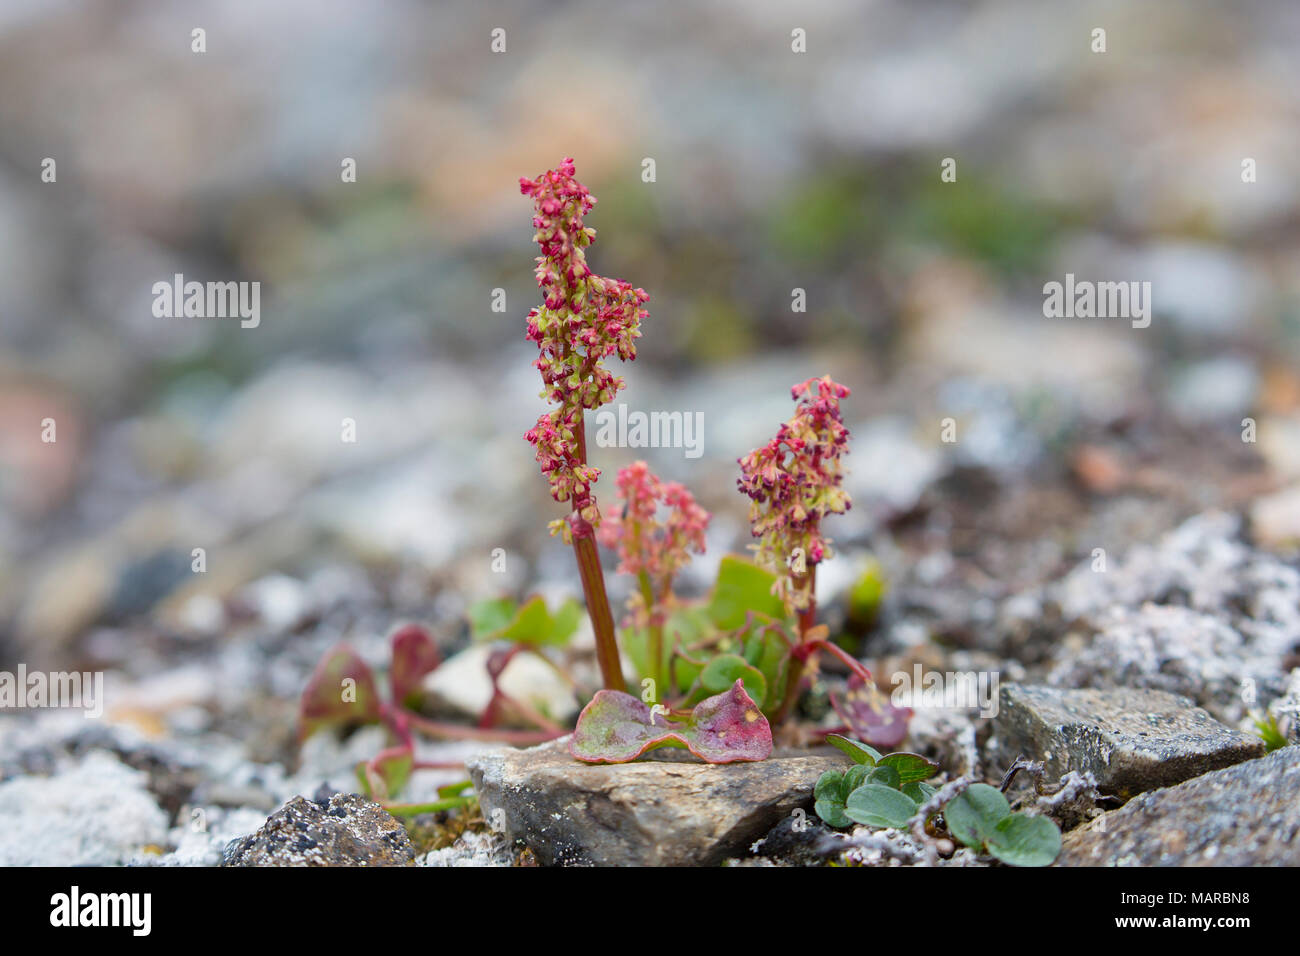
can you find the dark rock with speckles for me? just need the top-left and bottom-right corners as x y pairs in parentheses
(222, 793), (414, 866)
(466, 737), (848, 866)
(750, 811), (832, 866)
(1059, 745), (1300, 865)
(993, 684), (1264, 797)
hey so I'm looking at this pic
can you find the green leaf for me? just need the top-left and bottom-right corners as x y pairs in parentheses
(697, 654), (768, 708)
(356, 749), (413, 801)
(825, 733), (883, 766)
(570, 679), (772, 764)
(1252, 710), (1289, 753)
(986, 814), (1062, 867)
(878, 752), (940, 784)
(436, 779), (474, 799)
(902, 780), (938, 803)
(944, 783), (1011, 850)
(814, 798), (851, 829)
(864, 765), (901, 790)
(671, 648), (707, 698)
(844, 784), (919, 829)
(848, 560), (887, 623)
(741, 622), (793, 704)
(471, 596), (582, 647)
(813, 765), (871, 829)
(707, 555), (787, 630)
(467, 597), (517, 639)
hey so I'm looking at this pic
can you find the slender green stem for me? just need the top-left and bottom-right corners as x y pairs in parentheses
(383, 796), (477, 818)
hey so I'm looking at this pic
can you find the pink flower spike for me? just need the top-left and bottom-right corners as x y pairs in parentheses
(737, 375), (852, 611)
(521, 160), (649, 540)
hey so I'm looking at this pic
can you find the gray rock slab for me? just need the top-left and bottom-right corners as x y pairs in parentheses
(994, 684), (1264, 797)
(1059, 745), (1300, 866)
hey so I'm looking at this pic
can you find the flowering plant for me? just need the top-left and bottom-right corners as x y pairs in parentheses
(299, 161), (907, 789)
(598, 460), (710, 690)
(521, 158), (649, 692)
(736, 376), (876, 723)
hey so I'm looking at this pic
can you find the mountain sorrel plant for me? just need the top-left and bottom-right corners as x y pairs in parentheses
(300, 160), (899, 776)
(736, 375), (875, 722)
(569, 377), (906, 760)
(599, 460), (710, 693)
(521, 158), (649, 693)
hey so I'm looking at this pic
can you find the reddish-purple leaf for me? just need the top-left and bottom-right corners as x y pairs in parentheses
(685, 678), (774, 762)
(570, 679), (773, 764)
(389, 624), (441, 704)
(298, 643), (382, 740)
(831, 674), (912, 749)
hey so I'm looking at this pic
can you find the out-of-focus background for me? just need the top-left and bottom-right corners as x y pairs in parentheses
(3, 0), (1300, 865)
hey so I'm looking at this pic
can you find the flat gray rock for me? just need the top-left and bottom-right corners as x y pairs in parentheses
(466, 737), (849, 866)
(1059, 745), (1300, 865)
(994, 684), (1263, 797)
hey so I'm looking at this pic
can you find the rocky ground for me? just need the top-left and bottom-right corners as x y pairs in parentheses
(2, 392), (1298, 866)
(3, 0), (1300, 866)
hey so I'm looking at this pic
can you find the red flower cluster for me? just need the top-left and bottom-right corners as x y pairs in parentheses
(737, 375), (853, 609)
(600, 461), (710, 622)
(521, 159), (649, 541)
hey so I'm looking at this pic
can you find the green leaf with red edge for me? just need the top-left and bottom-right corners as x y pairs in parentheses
(830, 674), (913, 749)
(298, 644), (382, 740)
(570, 679), (773, 764)
(389, 623), (440, 704)
(357, 749), (413, 801)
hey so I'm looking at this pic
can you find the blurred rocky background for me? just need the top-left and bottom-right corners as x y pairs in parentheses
(2, 0), (1300, 865)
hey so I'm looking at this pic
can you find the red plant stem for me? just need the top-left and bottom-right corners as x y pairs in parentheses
(404, 712), (563, 745)
(571, 532), (625, 692)
(569, 413), (626, 692)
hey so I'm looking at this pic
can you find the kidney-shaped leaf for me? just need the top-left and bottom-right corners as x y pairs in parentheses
(570, 680), (772, 764)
